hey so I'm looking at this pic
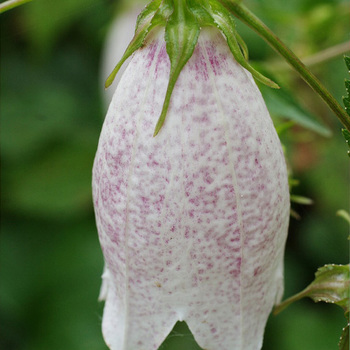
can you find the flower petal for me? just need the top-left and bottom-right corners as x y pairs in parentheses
(93, 28), (289, 350)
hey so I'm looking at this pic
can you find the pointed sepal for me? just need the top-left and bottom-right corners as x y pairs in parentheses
(201, 0), (279, 89)
(153, 0), (200, 136)
(105, 0), (163, 89)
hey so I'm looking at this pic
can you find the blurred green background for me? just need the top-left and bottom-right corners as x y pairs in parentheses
(0, 0), (349, 349)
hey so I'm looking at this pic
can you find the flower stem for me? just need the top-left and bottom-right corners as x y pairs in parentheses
(273, 289), (309, 315)
(0, 0), (32, 14)
(221, 0), (350, 131)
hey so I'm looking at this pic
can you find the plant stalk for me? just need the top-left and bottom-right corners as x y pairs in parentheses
(221, 0), (350, 131)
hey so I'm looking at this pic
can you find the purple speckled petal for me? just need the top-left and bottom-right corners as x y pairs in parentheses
(93, 28), (290, 350)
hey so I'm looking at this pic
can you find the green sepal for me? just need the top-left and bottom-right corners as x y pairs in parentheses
(153, 0), (200, 136)
(187, 0), (217, 27)
(200, 0), (279, 89)
(235, 31), (249, 60)
(151, 0), (174, 27)
(105, 0), (163, 88)
(274, 264), (350, 315)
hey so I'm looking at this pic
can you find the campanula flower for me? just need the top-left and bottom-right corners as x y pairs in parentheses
(93, 25), (290, 349)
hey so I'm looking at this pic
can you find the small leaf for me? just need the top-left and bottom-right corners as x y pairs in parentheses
(153, 0), (200, 136)
(274, 264), (350, 315)
(105, 0), (162, 88)
(311, 265), (350, 311)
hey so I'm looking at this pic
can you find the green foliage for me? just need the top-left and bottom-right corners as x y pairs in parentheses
(260, 82), (332, 136)
(21, 0), (101, 56)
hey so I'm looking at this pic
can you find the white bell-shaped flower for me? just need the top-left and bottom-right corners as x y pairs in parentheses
(93, 27), (290, 350)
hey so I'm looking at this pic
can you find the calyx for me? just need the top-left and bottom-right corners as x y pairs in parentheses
(105, 0), (278, 136)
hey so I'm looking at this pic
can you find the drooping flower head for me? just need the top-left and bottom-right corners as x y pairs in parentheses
(93, 1), (290, 349)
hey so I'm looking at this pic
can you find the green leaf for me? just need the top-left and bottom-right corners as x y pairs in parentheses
(310, 265), (350, 313)
(153, 0), (200, 136)
(274, 264), (350, 315)
(260, 83), (332, 137)
(105, 0), (163, 88)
